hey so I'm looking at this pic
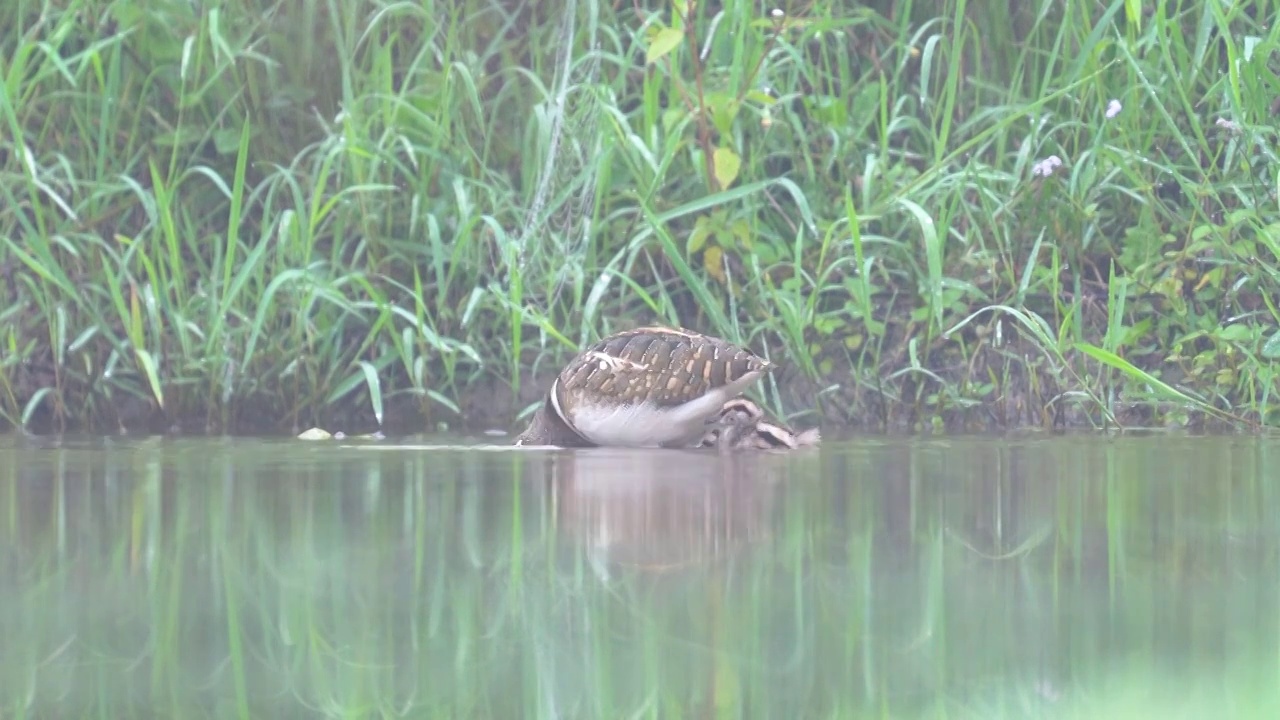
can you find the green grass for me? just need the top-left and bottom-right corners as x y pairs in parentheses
(3, 0), (1280, 435)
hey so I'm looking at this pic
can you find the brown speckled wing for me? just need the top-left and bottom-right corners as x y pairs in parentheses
(556, 326), (773, 409)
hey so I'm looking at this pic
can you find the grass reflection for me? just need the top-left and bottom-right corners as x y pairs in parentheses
(0, 436), (1276, 718)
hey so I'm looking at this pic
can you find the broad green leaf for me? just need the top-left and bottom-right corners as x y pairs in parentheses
(646, 28), (683, 65)
(1216, 323), (1253, 342)
(1262, 330), (1280, 359)
(807, 94), (847, 127)
(704, 92), (737, 137)
(1124, 0), (1141, 33)
(687, 216), (713, 255)
(214, 127), (245, 155)
(713, 147), (741, 190)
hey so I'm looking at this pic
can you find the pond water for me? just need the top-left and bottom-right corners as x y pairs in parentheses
(0, 433), (1277, 718)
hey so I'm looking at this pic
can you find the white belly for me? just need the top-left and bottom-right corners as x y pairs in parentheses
(564, 390), (734, 448)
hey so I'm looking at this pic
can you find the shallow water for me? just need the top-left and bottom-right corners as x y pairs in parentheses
(0, 433), (1277, 718)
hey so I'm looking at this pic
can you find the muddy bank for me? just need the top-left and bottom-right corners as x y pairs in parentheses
(3, 324), (1246, 438)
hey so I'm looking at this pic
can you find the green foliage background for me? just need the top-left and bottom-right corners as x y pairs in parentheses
(3, 0), (1280, 434)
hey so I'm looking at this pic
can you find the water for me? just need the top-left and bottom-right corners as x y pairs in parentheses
(1, 433), (1277, 718)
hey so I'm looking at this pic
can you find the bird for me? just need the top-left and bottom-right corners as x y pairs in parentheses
(698, 397), (821, 451)
(513, 325), (782, 449)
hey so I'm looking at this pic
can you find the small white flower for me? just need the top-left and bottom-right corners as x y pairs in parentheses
(1032, 155), (1063, 178)
(771, 8), (784, 17)
(1105, 99), (1122, 119)
(1215, 117), (1242, 135)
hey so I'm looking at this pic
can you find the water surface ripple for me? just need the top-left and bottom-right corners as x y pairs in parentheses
(0, 434), (1276, 718)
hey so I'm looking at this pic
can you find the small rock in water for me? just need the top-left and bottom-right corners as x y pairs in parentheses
(297, 427), (332, 440)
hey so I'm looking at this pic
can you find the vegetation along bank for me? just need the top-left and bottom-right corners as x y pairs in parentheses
(3, 0), (1279, 436)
